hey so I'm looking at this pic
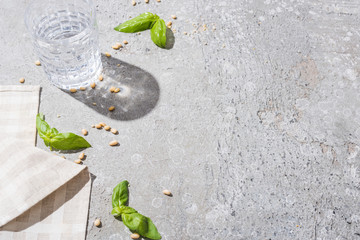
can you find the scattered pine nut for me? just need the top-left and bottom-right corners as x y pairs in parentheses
(123, 40), (128, 45)
(104, 125), (111, 131)
(110, 86), (116, 92)
(70, 88), (77, 93)
(130, 233), (140, 239)
(61, 156), (66, 159)
(145, 0), (149, 3)
(99, 122), (106, 127)
(171, 15), (177, 19)
(166, 21), (172, 28)
(98, 75), (103, 81)
(80, 86), (86, 91)
(114, 88), (120, 93)
(82, 129), (88, 136)
(183, 32), (188, 35)
(92, 102), (97, 106)
(35, 60), (41, 66)
(19, 77), (25, 83)
(117, 64), (121, 67)
(108, 106), (115, 111)
(74, 159), (82, 164)
(57, 114), (61, 118)
(162, 189), (172, 196)
(112, 45), (120, 50)
(132, 0), (136, 6)
(105, 52), (111, 58)
(91, 82), (96, 88)
(91, 125), (95, 128)
(110, 128), (118, 134)
(95, 124), (102, 129)
(78, 152), (85, 160)
(156, 0), (160, 2)
(94, 218), (101, 227)
(109, 140), (119, 146)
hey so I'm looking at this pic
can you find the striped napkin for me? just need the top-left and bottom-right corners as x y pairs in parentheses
(0, 86), (91, 240)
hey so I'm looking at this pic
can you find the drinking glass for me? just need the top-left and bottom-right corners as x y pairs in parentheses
(25, 0), (102, 90)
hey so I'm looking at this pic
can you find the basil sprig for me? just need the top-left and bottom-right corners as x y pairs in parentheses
(111, 180), (162, 239)
(114, 12), (168, 48)
(36, 113), (91, 151)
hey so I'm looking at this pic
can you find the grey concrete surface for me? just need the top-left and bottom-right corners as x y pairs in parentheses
(1, 0), (360, 239)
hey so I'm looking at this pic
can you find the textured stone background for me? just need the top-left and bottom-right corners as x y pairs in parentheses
(1, 0), (360, 239)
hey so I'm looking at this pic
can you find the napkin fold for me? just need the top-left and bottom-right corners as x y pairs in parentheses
(0, 86), (91, 240)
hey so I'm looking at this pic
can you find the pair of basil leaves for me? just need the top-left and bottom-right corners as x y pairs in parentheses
(111, 180), (162, 239)
(114, 12), (167, 48)
(36, 113), (91, 151)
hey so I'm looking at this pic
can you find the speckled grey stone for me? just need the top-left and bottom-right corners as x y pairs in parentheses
(1, 0), (360, 239)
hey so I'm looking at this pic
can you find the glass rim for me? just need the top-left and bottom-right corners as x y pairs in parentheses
(24, 0), (97, 45)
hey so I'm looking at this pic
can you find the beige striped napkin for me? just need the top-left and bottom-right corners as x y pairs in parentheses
(0, 86), (91, 240)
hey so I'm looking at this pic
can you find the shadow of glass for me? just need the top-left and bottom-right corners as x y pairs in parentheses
(165, 28), (175, 49)
(64, 54), (160, 121)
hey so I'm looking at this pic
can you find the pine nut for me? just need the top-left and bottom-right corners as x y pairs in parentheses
(82, 129), (88, 136)
(108, 106), (115, 111)
(123, 40), (128, 44)
(114, 88), (120, 93)
(91, 125), (95, 128)
(98, 75), (103, 81)
(78, 152), (85, 160)
(130, 233), (140, 239)
(109, 140), (118, 146)
(112, 45), (120, 50)
(74, 159), (82, 164)
(162, 189), (172, 196)
(171, 15), (177, 19)
(145, 0), (149, 3)
(19, 77), (25, 83)
(104, 125), (111, 131)
(94, 218), (101, 227)
(166, 21), (172, 27)
(132, 0), (136, 6)
(90, 82), (96, 88)
(156, 0), (160, 2)
(70, 88), (77, 93)
(95, 124), (102, 129)
(99, 122), (106, 127)
(110, 86), (116, 92)
(80, 87), (86, 91)
(110, 128), (118, 134)
(61, 156), (66, 159)
(105, 52), (111, 58)
(35, 60), (41, 66)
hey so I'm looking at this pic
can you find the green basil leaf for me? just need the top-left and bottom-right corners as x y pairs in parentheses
(36, 113), (51, 136)
(150, 19), (167, 48)
(114, 12), (159, 33)
(112, 180), (129, 208)
(50, 127), (59, 135)
(112, 206), (137, 217)
(122, 213), (148, 234)
(122, 213), (162, 239)
(50, 132), (91, 150)
(143, 217), (162, 240)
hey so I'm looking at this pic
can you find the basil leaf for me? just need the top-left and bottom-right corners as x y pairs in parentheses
(122, 213), (162, 239)
(122, 213), (148, 234)
(36, 113), (51, 136)
(111, 206), (137, 217)
(112, 180), (129, 208)
(150, 19), (167, 48)
(50, 127), (59, 136)
(50, 132), (91, 150)
(114, 12), (159, 33)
